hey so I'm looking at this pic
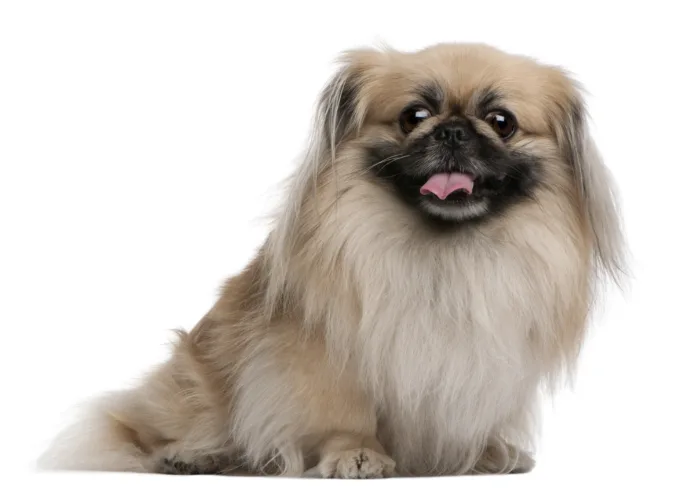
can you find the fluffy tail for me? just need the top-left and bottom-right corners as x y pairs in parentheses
(37, 390), (157, 472)
(37, 328), (235, 473)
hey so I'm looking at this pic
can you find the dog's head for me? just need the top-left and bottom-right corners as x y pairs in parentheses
(271, 43), (625, 290)
(320, 44), (623, 274)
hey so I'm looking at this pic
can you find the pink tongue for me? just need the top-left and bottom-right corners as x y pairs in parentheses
(419, 173), (475, 200)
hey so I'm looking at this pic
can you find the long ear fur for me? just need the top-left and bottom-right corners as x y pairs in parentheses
(558, 85), (627, 288)
(263, 50), (376, 316)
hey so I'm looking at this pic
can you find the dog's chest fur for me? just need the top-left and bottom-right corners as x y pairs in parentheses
(305, 194), (583, 473)
(279, 176), (589, 474)
(352, 240), (542, 473)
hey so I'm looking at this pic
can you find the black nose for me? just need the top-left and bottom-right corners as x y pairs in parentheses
(433, 122), (470, 147)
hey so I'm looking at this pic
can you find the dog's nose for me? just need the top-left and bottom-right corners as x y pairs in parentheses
(433, 122), (470, 147)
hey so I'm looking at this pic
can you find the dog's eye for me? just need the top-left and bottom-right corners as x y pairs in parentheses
(485, 110), (516, 139)
(399, 106), (432, 134)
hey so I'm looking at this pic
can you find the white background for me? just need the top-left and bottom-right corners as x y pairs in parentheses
(1, 1), (695, 487)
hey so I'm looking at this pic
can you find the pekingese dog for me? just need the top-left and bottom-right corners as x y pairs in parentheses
(39, 43), (625, 478)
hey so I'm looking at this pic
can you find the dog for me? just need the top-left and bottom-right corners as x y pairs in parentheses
(39, 43), (625, 478)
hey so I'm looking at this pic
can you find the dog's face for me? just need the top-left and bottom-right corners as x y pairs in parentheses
(367, 86), (541, 222)
(320, 44), (589, 226)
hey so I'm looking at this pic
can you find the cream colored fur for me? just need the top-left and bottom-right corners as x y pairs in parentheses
(38, 43), (625, 478)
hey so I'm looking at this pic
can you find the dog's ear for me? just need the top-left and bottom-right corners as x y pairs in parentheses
(315, 49), (384, 160)
(264, 49), (385, 316)
(318, 58), (360, 160)
(550, 72), (627, 286)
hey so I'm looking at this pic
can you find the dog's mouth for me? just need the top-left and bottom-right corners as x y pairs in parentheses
(366, 142), (540, 223)
(418, 172), (508, 204)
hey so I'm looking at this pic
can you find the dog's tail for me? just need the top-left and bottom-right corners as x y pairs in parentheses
(37, 328), (236, 473)
(37, 389), (159, 472)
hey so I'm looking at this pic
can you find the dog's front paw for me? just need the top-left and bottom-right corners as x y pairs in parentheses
(308, 448), (396, 479)
(473, 441), (535, 474)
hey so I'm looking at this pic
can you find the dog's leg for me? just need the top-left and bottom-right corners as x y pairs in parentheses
(232, 321), (396, 478)
(472, 437), (535, 474)
(155, 451), (242, 475)
(303, 432), (395, 479)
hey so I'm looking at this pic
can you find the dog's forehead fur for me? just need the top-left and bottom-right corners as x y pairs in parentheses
(346, 43), (578, 136)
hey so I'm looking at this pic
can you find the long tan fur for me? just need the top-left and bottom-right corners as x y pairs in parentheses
(38, 43), (625, 477)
